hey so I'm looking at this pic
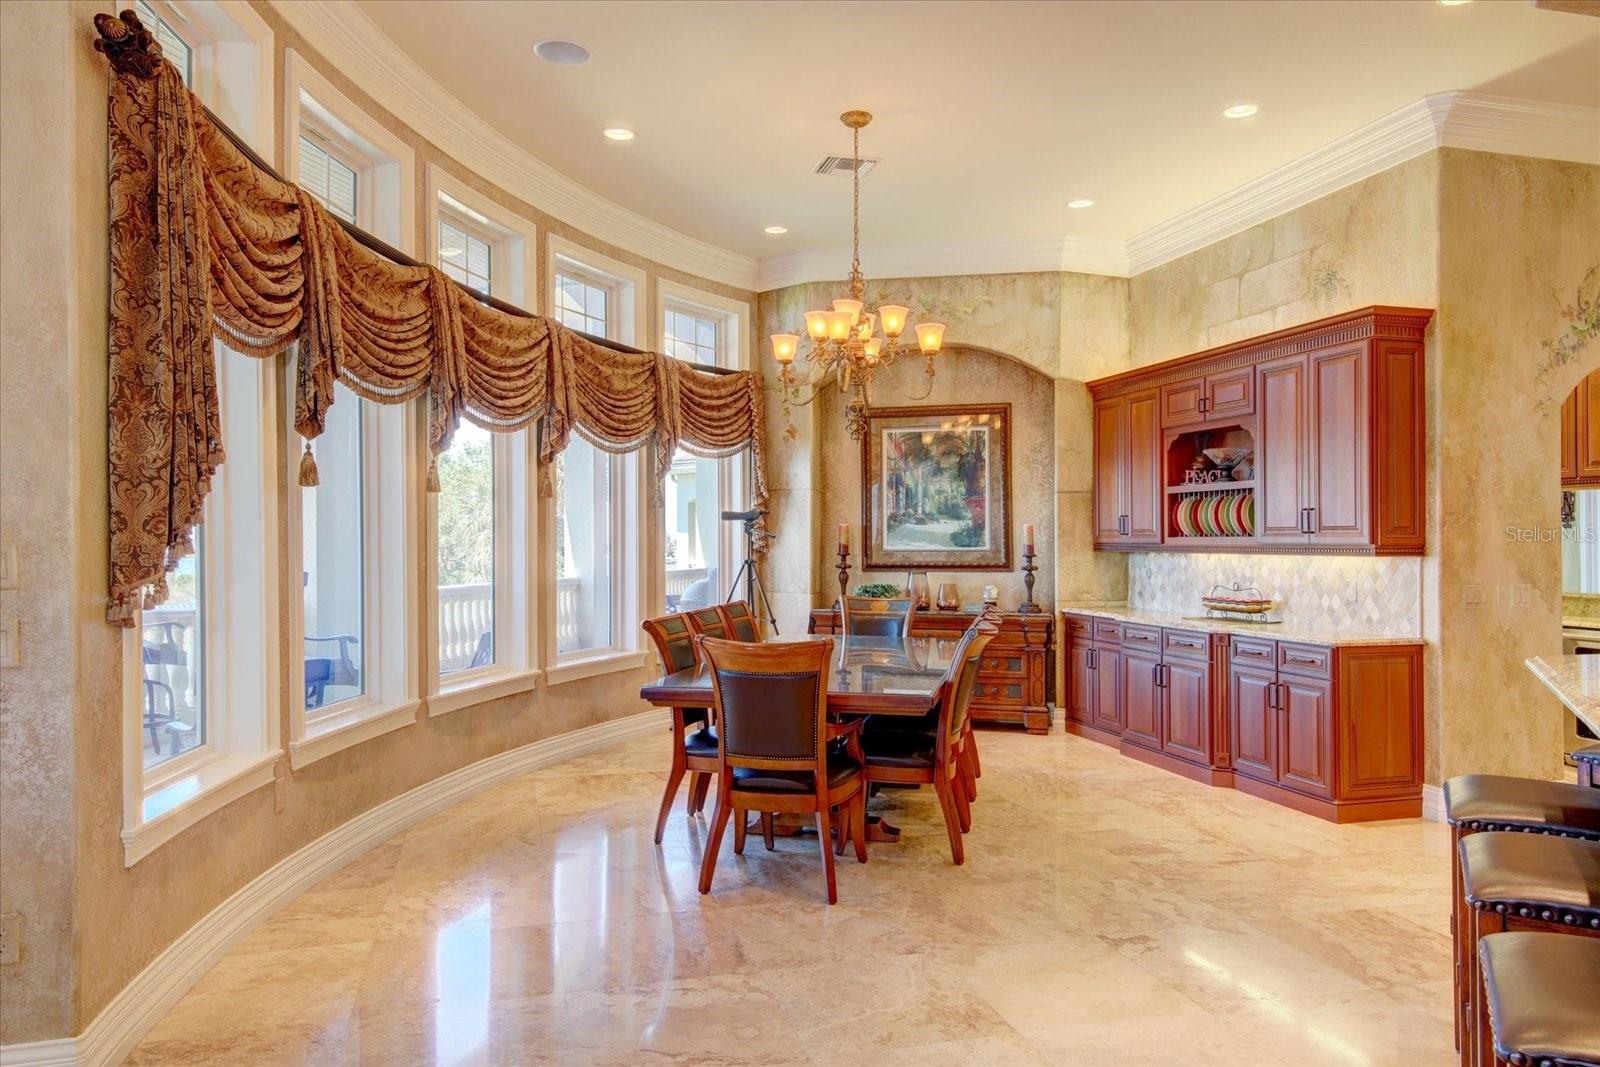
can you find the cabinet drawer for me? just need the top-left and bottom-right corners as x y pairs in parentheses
(1093, 620), (1123, 645)
(979, 653), (1026, 677)
(1065, 614), (1093, 640)
(1161, 628), (1210, 661)
(1121, 624), (1161, 649)
(974, 681), (1025, 706)
(1277, 642), (1332, 678)
(1230, 635), (1277, 668)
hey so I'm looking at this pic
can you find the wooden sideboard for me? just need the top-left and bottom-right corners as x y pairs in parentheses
(1063, 611), (1425, 822)
(1088, 306), (1432, 555)
(1561, 368), (1600, 486)
(808, 609), (1054, 734)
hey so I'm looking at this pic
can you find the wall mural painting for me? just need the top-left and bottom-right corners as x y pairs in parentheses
(861, 404), (1012, 571)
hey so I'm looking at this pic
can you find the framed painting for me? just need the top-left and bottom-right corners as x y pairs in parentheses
(861, 403), (1012, 571)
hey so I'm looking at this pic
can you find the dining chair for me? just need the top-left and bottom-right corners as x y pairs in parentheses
(717, 599), (761, 642)
(696, 635), (868, 904)
(840, 594), (917, 640)
(642, 612), (719, 843)
(861, 612), (999, 865)
(684, 605), (730, 646)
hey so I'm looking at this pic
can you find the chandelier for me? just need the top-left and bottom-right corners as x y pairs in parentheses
(769, 110), (946, 441)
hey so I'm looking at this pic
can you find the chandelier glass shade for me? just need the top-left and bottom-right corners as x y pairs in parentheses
(769, 110), (946, 441)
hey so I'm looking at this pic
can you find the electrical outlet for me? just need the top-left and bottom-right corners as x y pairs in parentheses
(0, 912), (20, 965)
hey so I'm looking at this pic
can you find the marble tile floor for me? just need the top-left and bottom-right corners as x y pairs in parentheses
(128, 728), (1455, 1066)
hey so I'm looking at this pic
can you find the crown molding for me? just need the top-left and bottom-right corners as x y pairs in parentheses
(1437, 92), (1600, 163)
(270, 0), (760, 291)
(756, 235), (1130, 292)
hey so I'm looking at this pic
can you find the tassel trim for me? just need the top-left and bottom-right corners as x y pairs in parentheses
(426, 456), (440, 493)
(298, 442), (320, 487)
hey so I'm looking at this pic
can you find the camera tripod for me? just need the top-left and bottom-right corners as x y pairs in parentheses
(722, 509), (778, 635)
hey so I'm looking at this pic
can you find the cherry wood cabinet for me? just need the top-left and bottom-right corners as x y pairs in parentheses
(1063, 612), (1424, 822)
(1087, 307), (1431, 555)
(1560, 369), (1600, 486)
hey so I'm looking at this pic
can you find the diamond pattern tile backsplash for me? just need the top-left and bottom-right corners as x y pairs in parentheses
(1127, 554), (1423, 636)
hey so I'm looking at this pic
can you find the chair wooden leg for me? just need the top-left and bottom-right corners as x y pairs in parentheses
(761, 812), (775, 850)
(958, 745), (979, 802)
(966, 728), (982, 779)
(851, 790), (868, 864)
(689, 772), (713, 815)
(698, 790), (732, 895)
(815, 810), (839, 904)
(833, 803), (847, 856)
(733, 809), (748, 856)
(654, 752), (687, 845)
(952, 770), (973, 833)
(932, 776), (965, 866)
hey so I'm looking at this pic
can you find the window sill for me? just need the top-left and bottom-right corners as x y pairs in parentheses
(124, 750), (280, 867)
(428, 668), (542, 718)
(545, 649), (651, 687)
(288, 698), (420, 770)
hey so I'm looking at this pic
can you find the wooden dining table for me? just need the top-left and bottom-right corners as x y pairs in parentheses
(639, 633), (957, 841)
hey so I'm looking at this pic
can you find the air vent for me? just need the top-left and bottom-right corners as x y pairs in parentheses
(813, 155), (880, 177)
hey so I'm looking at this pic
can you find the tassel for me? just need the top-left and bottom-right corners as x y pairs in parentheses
(426, 456), (441, 493)
(298, 442), (320, 487)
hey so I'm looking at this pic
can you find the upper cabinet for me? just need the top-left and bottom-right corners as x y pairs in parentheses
(1088, 307), (1431, 556)
(1561, 369), (1600, 487)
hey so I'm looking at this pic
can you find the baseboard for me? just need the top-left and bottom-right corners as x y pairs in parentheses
(0, 708), (667, 1067)
(1421, 782), (1445, 822)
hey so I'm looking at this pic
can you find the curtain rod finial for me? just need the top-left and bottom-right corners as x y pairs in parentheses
(93, 10), (163, 78)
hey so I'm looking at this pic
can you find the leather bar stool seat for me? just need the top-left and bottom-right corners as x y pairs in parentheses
(1460, 833), (1600, 930)
(1478, 932), (1600, 1067)
(1575, 744), (1600, 790)
(1445, 775), (1600, 838)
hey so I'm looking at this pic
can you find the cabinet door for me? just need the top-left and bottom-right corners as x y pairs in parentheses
(1160, 377), (1206, 427)
(1163, 658), (1210, 765)
(1066, 637), (1093, 724)
(1279, 675), (1334, 797)
(1125, 391), (1163, 544)
(1121, 649), (1162, 750)
(1093, 397), (1125, 543)
(1308, 344), (1369, 544)
(1206, 367), (1255, 421)
(1581, 372), (1600, 480)
(1093, 647), (1123, 733)
(1256, 355), (1310, 543)
(1229, 665), (1278, 782)
(1562, 386), (1580, 482)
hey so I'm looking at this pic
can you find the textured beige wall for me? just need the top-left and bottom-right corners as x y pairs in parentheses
(0, 2), (754, 1043)
(1434, 149), (1600, 781)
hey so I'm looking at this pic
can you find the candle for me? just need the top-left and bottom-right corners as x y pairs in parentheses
(1023, 523), (1035, 553)
(838, 524), (850, 552)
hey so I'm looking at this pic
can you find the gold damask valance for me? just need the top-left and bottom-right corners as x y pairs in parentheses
(94, 12), (769, 627)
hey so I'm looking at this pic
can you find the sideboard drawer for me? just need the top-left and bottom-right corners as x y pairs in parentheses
(1277, 641), (1332, 678)
(976, 681), (1025, 706)
(1162, 628), (1210, 661)
(979, 653), (1026, 677)
(1230, 635), (1277, 668)
(1093, 620), (1123, 645)
(1121, 624), (1161, 649)
(1066, 614), (1093, 640)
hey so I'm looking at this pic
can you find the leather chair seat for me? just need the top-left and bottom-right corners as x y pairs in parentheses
(732, 756), (863, 794)
(862, 730), (936, 770)
(1459, 833), (1600, 924)
(863, 709), (938, 735)
(683, 726), (718, 758)
(1479, 932), (1600, 1066)
(1444, 774), (1600, 839)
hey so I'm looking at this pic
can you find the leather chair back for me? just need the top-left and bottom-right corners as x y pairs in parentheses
(841, 595), (917, 640)
(642, 612), (697, 673)
(718, 600), (761, 642)
(685, 606), (729, 643)
(938, 612), (1001, 756)
(699, 636), (833, 772)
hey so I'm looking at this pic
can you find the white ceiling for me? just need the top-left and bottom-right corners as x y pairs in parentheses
(351, 0), (1598, 267)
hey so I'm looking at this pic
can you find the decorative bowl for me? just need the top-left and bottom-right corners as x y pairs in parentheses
(1201, 447), (1252, 469)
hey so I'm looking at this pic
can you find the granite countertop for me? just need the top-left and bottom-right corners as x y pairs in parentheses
(1525, 656), (1600, 737)
(1056, 603), (1423, 648)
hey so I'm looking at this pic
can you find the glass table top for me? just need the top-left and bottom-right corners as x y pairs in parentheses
(644, 634), (957, 703)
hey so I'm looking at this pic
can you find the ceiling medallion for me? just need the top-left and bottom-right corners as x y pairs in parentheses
(768, 110), (946, 441)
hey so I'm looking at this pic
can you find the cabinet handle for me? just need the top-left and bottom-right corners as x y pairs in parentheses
(1087, 648), (1096, 670)
(1285, 653), (1319, 666)
(1267, 682), (1279, 710)
(1152, 663), (1161, 687)
(1199, 396), (1209, 415)
(1306, 507), (1317, 534)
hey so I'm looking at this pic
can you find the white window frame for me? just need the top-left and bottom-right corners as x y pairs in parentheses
(544, 237), (650, 685)
(284, 50), (420, 769)
(655, 280), (753, 616)
(120, 0), (278, 867)
(424, 166), (541, 716)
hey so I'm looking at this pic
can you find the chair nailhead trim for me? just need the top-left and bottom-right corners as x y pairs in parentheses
(1452, 819), (1600, 842)
(1470, 899), (1600, 929)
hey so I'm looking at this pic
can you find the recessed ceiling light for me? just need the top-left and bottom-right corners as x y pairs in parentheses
(602, 127), (635, 142)
(764, 225), (788, 235)
(1222, 102), (1259, 120)
(1066, 199), (1095, 210)
(1437, 1), (1472, 6)
(533, 39), (590, 65)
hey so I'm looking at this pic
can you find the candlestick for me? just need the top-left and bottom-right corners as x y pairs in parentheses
(837, 523), (850, 554)
(1018, 545), (1040, 614)
(837, 544), (852, 607)
(1023, 523), (1035, 553)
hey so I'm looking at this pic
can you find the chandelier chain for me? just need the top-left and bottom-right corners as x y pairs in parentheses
(851, 124), (862, 291)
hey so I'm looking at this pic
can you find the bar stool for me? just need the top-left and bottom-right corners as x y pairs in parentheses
(1445, 775), (1600, 1052)
(1477, 932), (1600, 1067)
(1458, 832), (1600, 1067)
(1575, 743), (1600, 789)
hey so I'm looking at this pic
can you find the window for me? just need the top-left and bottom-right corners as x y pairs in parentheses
(297, 133), (358, 224)
(556, 272), (610, 338)
(121, 0), (278, 867)
(301, 390), (365, 713)
(439, 217), (491, 295)
(658, 283), (751, 616)
(437, 424), (495, 673)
